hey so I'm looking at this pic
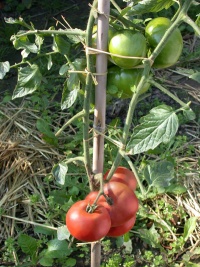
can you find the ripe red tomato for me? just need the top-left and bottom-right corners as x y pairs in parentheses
(85, 181), (139, 227)
(104, 166), (137, 191)
(66, 200), (111, 242)
(106, 215), (136, 237)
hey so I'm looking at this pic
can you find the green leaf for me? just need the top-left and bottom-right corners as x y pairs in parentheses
(183, 217), (197, 242)
(36, 119), (58, 146)
(18, 234), (39, 257)
(166, 183), (187, 194)
(36, 119), (55, 138)
(53, 35), (70, 55)
(143, 160), (174, 191)
(39, 256), (53, 267)
(65, 258), (76, 267)
(47, 54), (53, 70)
(127, 105), (179, 155)
(34, 225), (55, 236)
(183, 108), (196, 121)
(13, 36), (38, 58)
(0, 61), (10, 79)
(59, 64), (69, 75)
(123, 0), (174, 16)
(61, 73), (80, 110)
(45, 239), (72, 259)
(65, 28), (85, 43)
(52, 162), (68, 185)
(57, 225), (70, 241)
(189, 72), (200, 83)
(138, 224), (162, 249)
(12, 64), (42, 99)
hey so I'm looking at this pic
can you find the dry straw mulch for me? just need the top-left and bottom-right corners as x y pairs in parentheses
(0, 102), (64, 243)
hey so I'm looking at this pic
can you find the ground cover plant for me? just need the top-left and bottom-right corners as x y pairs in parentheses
(0, 0), (200, 266)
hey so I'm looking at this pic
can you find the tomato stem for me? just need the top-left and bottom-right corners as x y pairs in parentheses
(149, 79), (191, 109)
(183, 15), (200, 37)
(106, 59), (151, 182)
(123, 154), (146, 196)
(83, 0), (98, 191)
(149, 0), (193, 64)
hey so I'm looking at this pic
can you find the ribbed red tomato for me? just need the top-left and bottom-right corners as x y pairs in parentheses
(85, 181), (139, 227)
(66, 200), (111, 242)
(106, 215), (136, 237)
(104, 166), (137, 191)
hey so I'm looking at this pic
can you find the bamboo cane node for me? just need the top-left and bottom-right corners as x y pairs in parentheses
(93, 124), (106, 133)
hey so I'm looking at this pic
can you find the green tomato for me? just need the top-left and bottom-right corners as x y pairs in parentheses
(108, 30), (147, 69)
(92, 25), (116, 48)
(107, 66), (150, 99)
(145, 17), (183, 69)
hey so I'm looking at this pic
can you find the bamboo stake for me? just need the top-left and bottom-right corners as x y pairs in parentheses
(91, 0), (110, 266)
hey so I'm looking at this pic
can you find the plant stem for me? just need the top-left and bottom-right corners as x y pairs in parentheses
(10, 51), (58, 69)
(10, 29), (86, 40)
(83, 0), (98, 191)
(149, 0), (193, 63)
(55, 110), (93, 137)
(184, 15), (200, 37)
(106, 59), (151, 183)
(149, 79), (190, 108)
(123, 154), (146, 196)
(110, 8), (144, 31)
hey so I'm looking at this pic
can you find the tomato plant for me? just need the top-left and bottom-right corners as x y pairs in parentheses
(106, 214), (136, 237)
(85, 181), (139, 227)
(104, 166), (137, 191)
(66, 200), (111, 242)
(108, 29), (147, 69)
(107, 65), (150, 98)
(145, 17), (183, 69)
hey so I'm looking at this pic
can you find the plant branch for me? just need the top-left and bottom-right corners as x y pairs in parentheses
(149, 79), (190, 108)
(55, 110), (87, 137)
(106, 59), (151, 181)
(149, 0), (193, 64)
(10, 29), (86, 40)
(123, 154), (146, 196)
(83, 0), (98, 191)
(184, 15), (200, 37)
(10, 51), (58, 69)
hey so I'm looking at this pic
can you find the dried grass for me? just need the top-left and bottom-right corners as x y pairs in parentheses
(0, 102), (63, 241)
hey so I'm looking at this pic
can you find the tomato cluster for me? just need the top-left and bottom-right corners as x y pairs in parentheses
(105, 17), (183, 99)
(66, 167), (138, 241)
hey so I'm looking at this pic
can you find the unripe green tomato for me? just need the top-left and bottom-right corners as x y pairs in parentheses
(108, 30), (147, 69)
(107, 65), (150, 99)
(92, 25), (117, 48)
(145, 17), (183, 69)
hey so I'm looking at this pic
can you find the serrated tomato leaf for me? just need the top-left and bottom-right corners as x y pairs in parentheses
(36, 119), (58, 146)
(138, 224), (162, 249)
(53, 35), (70, 55)
(143, 160), (174, 192)
(13, 35), (38, 58)
(18, 234), (39, 257)
(12, 64), (42, 99)
(127, 105), (179, 155)
(123, 0), (174, 16)
(0, 61), (10, 79)
(61, 73), (80, 110)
